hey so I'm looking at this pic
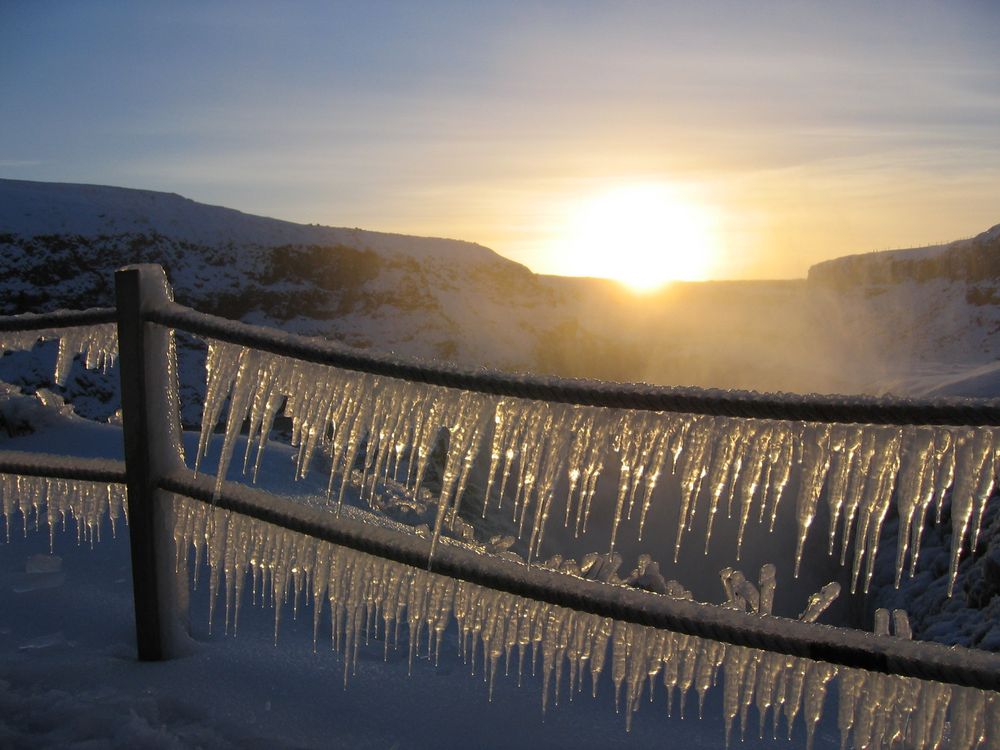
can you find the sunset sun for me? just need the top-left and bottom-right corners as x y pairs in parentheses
(556, 183), (719, 292)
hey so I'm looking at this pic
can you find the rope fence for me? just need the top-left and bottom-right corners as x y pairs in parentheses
(161, 467), (1000, 691)
(0, 450), (126, 484)
(1, 264), (999, 695)
(147, 301), (1000, 426)
(0, 307), (118, 332)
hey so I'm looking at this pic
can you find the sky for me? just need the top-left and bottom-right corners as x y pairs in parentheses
(1, 0), (999, 281)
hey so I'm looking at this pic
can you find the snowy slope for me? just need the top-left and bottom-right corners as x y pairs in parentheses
(0, 179), (642, 385)
(0, 404), (847, 749)
(4, 178), (1000, 402)
(0, 179), (650, 427)
(806, 225), (1000, 395)
(0, 178), (503, 265)
(808, 223), (1000, 286)
(3, 175), (1000, 413)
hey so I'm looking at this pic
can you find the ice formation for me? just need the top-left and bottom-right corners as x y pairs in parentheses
(197, 340), (1000, 595)
(0, 323), (118, 384)
(172, 494), (1000, 749)
(798, 582), (840, 624)
(0, 473), (127, 548)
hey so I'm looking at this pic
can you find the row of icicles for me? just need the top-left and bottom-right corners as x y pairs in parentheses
(0, 474), (987, 747)
(198, 339), (999, 597)
(2, 324), (997, 598)
(170, 493), (999, 750)
(0, 473), (882, 629)
(2, 314), (999, 747)
(0, 324), (118, 386)
(0, 473), (127, 549)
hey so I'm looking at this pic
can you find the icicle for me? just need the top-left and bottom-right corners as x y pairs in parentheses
(674, 417), (712, 561)
(753, 651), (783, 738)
(793, 425), (832, 577)
(798, 582), (840, 624)
(0, 323), (118, 384)
(173, 484), (996, 748)
(702, 418), (741, 553)
(734, 423), (769, 558)
(947, 430), (993, 596)
(873, 608), (890, 637)
(722, 646), (748, 746)
(720, 567), (760, 613)
(893, 427), (936, 587)
(173, 490), (1000, 747)
(758, 563), (776, 617)
(763, 427), (795, 533)
(803, 662), (836, 750)
(0, 473), (127, 546)
(839, 430), (877, 566)
(849, 427), (902, 594)
(824, 426), (859, 556)
(892, 609), (912, 640)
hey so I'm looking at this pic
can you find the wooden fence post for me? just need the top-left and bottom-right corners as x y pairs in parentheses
(115, 264), (189, 660)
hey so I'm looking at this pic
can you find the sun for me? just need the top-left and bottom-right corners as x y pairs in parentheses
(555, 183), (719, 292)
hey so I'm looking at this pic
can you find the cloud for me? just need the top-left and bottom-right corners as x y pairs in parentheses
(0, 160), (45, 168)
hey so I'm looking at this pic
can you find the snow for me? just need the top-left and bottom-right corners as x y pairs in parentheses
(1, 386), (997, 747)
(3, 179), (1000, 746)
(2, 413), (853, 749)
(810, 223), (1000, 268)
(0, 178), (505, 268)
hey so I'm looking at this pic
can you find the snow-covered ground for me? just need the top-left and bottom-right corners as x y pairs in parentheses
(1, 410), (851, 749)
(2, 178), (999, 747)
(4, 178), (1000, 404)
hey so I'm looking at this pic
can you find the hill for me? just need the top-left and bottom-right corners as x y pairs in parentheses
(2, 177), (999, 409)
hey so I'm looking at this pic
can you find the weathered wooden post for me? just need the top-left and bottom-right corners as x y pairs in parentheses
(115, 264), (189, 660)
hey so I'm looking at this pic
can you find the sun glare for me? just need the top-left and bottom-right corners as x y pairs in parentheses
(555, 183), (719, 292)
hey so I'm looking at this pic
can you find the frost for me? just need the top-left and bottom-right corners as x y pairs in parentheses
(0, 473), (127, 548)
(172, 495), (1000, 748)
(198, 340), (1000, 596)
(0, 324), (118, 384)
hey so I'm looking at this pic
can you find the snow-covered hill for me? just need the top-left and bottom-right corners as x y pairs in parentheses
(806, 224), (1000, 396)
(808, 223), (1000, 287)
(3, 178), (1000, 656)
(2, 178), (999, 409)
(0, 178), (504, 265)
(0, 178), (574, 366)
(0, 178), (646, 424)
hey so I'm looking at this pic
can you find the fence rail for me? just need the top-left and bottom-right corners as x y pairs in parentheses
(146, 300), (1000, 426)
(0, 450), (126, 484)
(160, 467), (1000, 691)
(0, 307), (117, 332)
(3, 445), (999, 691)
(1, 263), (999, 695)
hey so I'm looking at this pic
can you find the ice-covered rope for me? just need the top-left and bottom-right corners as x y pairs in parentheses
(195, 339), (999, 597)
(0, 308), (119, 384)
(172, 493), (1000, 748)
(0, 308), (118, 332)
(161, 469), (1000, 693)
(149, 300), (1000, 426)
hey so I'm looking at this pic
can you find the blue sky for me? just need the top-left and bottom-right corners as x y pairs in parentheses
(2, 1), (999, 279)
